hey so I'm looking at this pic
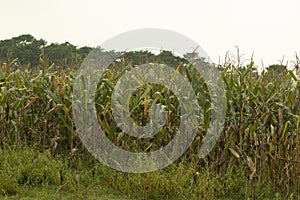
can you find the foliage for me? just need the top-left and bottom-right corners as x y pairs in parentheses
(0, 35), (93, 68)
(0, 51), (299, 199)
(0, 34), (46, 66)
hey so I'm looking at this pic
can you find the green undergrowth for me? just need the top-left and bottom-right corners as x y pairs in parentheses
(0, 147), (298, 200)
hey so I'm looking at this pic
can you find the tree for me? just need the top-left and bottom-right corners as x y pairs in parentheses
(0, 34), (94, 69)
(267, 64), (287, 75)
(0, 34), (46, 66)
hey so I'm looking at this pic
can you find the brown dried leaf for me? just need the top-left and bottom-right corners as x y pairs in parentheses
(229, 148), (240, 159)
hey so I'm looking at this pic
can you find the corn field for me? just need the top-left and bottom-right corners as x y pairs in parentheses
(0, 54), (299, 197)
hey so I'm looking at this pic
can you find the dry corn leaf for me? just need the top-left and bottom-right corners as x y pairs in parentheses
(229, 148), (240, 159)
(246, 156), (256, 172)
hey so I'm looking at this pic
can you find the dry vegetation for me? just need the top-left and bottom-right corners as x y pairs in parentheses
(0, 52), (299, 199)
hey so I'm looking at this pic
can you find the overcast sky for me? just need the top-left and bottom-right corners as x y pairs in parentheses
(1, 0), (299, 67)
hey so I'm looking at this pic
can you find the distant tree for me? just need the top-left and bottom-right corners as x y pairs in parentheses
(0, 34), (94, 69)
(44, 43), (94, 68)
(44, 42), (77, 67)
(158, 50), (187, 68)
(77, 46), (93, 62)
(119, 51), (156, 66)
(268, 64), (287, 75)
(0, 34), (46, 66)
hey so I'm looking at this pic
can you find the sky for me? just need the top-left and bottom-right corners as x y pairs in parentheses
(0, 0), (299, 68)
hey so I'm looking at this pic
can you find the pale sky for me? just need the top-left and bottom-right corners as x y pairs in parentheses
(1, 0), (299, 67)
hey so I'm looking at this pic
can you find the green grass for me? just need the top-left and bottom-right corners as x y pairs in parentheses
(1, 147), (298, 200)
(0, 147), (136, 200)
(1, 185), (133, 200)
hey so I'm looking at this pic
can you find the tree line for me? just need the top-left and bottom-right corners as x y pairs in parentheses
(0, 34), (212, 71)
(0, 34), (93, 68)
(0, 34), (292, 76)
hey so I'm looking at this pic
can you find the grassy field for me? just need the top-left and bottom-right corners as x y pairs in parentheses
(0, 148), (297, 200)
(2, 185), (132, 200)
(0, 53), (299, 199)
